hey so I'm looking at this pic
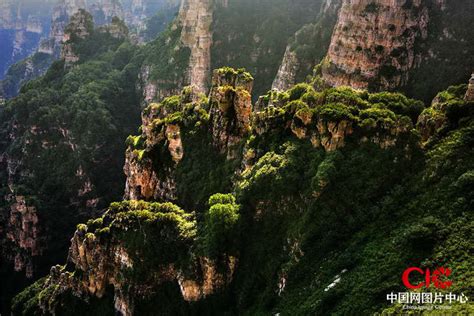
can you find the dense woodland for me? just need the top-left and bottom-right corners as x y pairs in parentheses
(0, 0), (473, 315)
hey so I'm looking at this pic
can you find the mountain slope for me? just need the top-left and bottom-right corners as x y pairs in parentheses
(320, 0), (474, 102)
(11, 69), (474, 315)
(0, 12), (142, 313)
(1, 1), (472, 314)
(0, 0), (179, 99)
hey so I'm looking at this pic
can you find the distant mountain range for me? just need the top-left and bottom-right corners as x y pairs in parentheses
(0, 0), (179, 99)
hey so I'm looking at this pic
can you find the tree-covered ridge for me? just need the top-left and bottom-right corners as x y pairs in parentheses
(11, 67), (473, 315)
(0, 15), (144, 313)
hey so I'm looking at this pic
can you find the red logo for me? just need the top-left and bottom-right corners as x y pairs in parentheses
(402, 267), (453, 289)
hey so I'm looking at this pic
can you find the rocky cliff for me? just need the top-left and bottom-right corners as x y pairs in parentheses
(16, 68), (473, 315)
(321, 0), (429, 91)
(179, 0), (213, 94)
(0, 0), (55, 80)
(0, 0), (179, 100)
(61, 9), (94, 66)
(0, 11), (142, 314)
(137, 0), (215, 104)
(14, 200), (237, 316)
(272, 0), (342, 91)
(125, 67), (254, 203)
(139, 0), (331, 105)
(2, 1), (474, 315)
(319, 0), (473, 101)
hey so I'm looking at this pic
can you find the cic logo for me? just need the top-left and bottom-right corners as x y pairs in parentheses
(402, 267), (453, 289)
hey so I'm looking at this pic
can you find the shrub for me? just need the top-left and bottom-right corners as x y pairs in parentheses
(202, 194), (240, 257)
(287, 83), (313, 101)
(209, 193), (237, 206)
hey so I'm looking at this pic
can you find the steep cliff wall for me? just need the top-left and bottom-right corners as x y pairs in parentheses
(19, 68), (474, 316)
(272, 0), (342, 91)
(319, 0), (473, 101)
(125, 68), (254, 203)
(0, 0), (177, 100)
(211, 0), (324, 99)
(137, 0), (213, 104)
(179, 0), (213, 94)
(0, 0), (55, 80)
(321, 0), (429, 91)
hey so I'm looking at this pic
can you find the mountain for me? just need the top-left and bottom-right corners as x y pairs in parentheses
(10, 68), (474, 316)
(0, 0), (56, 80)
(0, 0), (179, 99)
(0, 0), (473, 314)
(320, 0), (474, 102)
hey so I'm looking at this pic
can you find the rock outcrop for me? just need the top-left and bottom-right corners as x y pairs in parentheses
(179, 0), (213, 95)
(418, 75), (473, 143)
(6, 196), (42, 278)
(61, 9), (94, 66)
(465, 73), (474, 102)
(322, 0), (429, 91)
(272, 0), (342, 91)
(272, 46), (300, 91)
(28, 201), (237, 316)
(125, 68), (254, 201)
(209, 68), (254, 157)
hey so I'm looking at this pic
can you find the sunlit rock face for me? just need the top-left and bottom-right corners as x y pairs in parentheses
(179, 0), (213, 95)
(465, 73), (474, 102)
(209, 68), (254, 158)
(322, 0), (429, 91)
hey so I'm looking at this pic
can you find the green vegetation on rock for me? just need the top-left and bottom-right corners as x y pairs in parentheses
(13, 66), (473, 314)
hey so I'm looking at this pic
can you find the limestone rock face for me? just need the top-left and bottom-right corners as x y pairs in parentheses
(465, 73), (474, 102)
(124, 68), (255, 201)
(416, 99), (447, 143)
(123, 89), (193, 201)
(272, 0), (343, 92)
(0, 1), (54, 80)
(123, 88), (195, 202)
(209, 69), (254, 158)
(34, 205), (237, 316)
(166, 124), (184, 163)
(137, 0), (209, 105)
(272, 46), (300, 91)
(322, 0), (429, 91)
(124, 149), (178, 201)
(61, 9), (94, 66)
(6, 196), (42, 278)
(179, 0), (213, 95)
(311, 119), (354, 151)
